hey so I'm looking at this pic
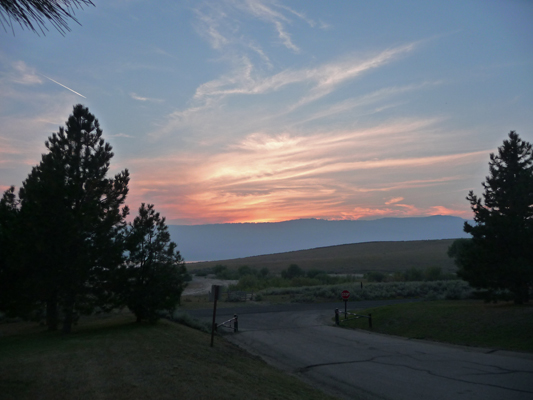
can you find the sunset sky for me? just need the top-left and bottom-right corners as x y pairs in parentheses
(1, 0), (532, 224)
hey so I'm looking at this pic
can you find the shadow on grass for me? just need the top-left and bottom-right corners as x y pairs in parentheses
(0, 313), (166, 355)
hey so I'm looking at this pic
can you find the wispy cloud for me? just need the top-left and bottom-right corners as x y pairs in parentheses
(152, 42), (421, 141)
(194, 0), (316, 58)
(10, 61), (43, 85)
(236, 0), (317, 52)
(192, 43), (417, 103)
(357, 176), (469, 193)
(130, 92), (164, 103)
(194, 7), (229, 50)
(385, 197), (404, 205)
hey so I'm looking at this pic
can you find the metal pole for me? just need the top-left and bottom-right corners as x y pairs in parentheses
(344, 300), (347, 319)
(335, 308), (339, 325)
(210, 285), (220, 347)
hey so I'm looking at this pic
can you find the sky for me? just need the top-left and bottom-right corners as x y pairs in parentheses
(1, 0), (532, 225)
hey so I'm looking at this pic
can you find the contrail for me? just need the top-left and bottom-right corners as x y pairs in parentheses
(42, 74), (86, 98)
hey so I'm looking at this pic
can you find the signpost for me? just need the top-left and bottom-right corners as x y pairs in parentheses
(210, 285), (220, 347)
(335, 289), (373, 328)
(341, 290), (350, 318)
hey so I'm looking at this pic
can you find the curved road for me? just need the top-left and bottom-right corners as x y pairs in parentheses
(188, 301), (533, 400)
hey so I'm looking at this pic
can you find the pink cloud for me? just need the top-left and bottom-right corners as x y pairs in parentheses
(122, 119), (486, 224)
(385, 197), (404, 205)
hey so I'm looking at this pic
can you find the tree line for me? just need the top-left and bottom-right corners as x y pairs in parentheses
(0, 105), (189, 332)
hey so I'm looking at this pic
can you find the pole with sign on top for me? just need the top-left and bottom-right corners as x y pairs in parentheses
(341, 290), (350, 319)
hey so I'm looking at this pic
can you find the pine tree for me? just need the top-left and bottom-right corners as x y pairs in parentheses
(0, 187), (27, 317)
(18, 104), (129, 332)
(122, 203), (187, 323)
(451, 132), (533, 303)
(0, 0), (94, 35)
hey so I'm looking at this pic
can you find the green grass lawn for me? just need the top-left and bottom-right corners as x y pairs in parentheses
(341, 300), (533, 352)
(0, 313), (338, 400)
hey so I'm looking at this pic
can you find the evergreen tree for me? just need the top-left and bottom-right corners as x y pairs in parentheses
(0, 187), (30, 317)
(450, 132), (533, 303)
(18, 104), (129, 332)
(0, 0), (94, 35)
(0, 188), (17, 310)
(122, 203), (187, 323)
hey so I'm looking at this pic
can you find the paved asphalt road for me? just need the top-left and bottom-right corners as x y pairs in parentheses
(188, 301), (533, 400)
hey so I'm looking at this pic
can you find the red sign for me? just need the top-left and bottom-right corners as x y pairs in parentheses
(341, 290), (350, 300)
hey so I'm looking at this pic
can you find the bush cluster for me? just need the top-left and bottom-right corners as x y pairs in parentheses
(223, 264), (359, 291)
(364, 266), (456, 283)
(260, 280), (473, 303)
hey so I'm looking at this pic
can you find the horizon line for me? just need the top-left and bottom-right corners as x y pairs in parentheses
(167, 214), (469, 226)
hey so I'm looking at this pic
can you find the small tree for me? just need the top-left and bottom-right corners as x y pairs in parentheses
(238, 265), (254, 277)
(404, 267), (424, 282)
(259, 267), (270, 278)
(364, 271), (386, 282)
(449, 132), (533, 304)
(306, 269), (326, 279)
(424, 266), (444, 281)
(281, 264), (304, 279)
(123, 203), (188, 323)
(17, 104), (129, 332)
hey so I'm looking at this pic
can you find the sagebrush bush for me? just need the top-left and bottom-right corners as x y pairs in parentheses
(260, 280), (473, 303)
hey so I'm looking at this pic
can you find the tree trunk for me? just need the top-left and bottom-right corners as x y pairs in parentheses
(62, 293), (75, 333)
(513, 285), (524, 305)
(46, 293), (58, 331)
(523, 282), (530, 303)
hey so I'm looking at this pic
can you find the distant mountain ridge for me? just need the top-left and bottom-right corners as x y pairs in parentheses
(168, 215), (470, 262)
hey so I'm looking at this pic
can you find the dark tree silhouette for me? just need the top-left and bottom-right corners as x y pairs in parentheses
(0, 0), (94, 35)
(122, 203), (188, 323)
(0, 187), (31, 317)
(449, 132), (533, 303)
(281, 264), (304, 279)
(17, 104), (129, 332)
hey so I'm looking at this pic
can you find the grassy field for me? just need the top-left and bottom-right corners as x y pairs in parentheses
(187, 239), (458, 274)
(0, 313), (338, 400)
(341, 300), (533, 352)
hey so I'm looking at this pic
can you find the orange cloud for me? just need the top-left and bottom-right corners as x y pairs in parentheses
(123, 118), (486, 224)
(385, 197), (404, 205)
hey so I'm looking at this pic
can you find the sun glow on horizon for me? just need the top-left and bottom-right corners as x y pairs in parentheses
(2, 1), (529, 227)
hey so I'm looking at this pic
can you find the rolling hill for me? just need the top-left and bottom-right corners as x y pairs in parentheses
(169, 215), (469, 262)
(186, 239), (459, 274)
